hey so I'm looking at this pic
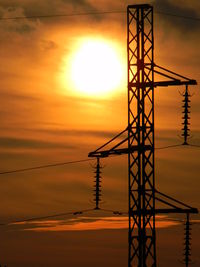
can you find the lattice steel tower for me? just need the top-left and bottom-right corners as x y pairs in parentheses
(89, 4), (197, 267)
(127, 4), (156, 267)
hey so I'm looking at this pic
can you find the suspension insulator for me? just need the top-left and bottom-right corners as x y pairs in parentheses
(93, 157), (102, 210)
(181, 85), (191, 145)
(182, 213), (192, 267)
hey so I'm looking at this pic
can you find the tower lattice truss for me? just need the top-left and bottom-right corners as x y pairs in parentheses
(89, 4), (198, 267)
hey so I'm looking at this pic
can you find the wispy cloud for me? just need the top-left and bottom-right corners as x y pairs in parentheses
(10, 215), (183, 232)
(154, 0), (200, 32)
(0, 136), (75, 150)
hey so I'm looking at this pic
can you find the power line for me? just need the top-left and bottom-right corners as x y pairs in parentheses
(0, 158), (94, 175)
(155, 143), (200, 150)
(189, 144), (200, 148)
(0, 10), (125, 20)
(155, 144), (183, 150)
(1, 143), (199, 175)
(2, 208), (93, 226)
(2, 207), (199, 227)
(1, 207), (126, 226)
(156, 11), (200, 21)
(0, 10), (199, 22)
(101, 208), (127, 215)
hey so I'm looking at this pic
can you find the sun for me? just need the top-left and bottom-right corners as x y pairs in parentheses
(70, 39), (123, 97)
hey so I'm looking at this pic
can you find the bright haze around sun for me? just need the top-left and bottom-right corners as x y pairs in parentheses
(0, 0), (200, 267)
(60, 37), (126, 98)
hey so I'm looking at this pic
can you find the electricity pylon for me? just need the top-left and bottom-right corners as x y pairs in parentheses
(89, 4), (198, 267)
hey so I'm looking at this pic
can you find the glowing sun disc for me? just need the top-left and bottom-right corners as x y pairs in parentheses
(71, 40), (123, 97)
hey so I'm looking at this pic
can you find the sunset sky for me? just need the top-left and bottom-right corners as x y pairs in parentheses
(0, 0), (200, 266)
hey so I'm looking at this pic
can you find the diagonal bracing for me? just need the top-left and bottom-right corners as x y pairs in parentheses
(89, 4), (198, 267)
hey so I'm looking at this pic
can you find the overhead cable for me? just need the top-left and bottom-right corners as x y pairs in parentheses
(155, 144), (183, 150)
(0, 158), (94, 175)
(1, 207), (126, 226)
(0, 10), (199, 22)
(1, 143), (200, 175)
(0, 10), (125, 20)
(189, 144), (200, 148)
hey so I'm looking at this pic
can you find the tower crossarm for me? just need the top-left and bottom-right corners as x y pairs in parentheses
(89, 144), (153, 158)
(88, 127), (128, 158)
(130, 80), (197, 88)
(130, 208), (198, 215)
(145, 64), (197, 87)
(142, 190), (199, 215)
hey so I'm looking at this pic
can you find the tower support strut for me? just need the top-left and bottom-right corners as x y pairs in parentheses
(127, 5), (156, 267)
(89, 4), (197, 267)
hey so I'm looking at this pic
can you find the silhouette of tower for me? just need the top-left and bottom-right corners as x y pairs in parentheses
(127, 5), (156, 266)
(89, 4), (198, 267)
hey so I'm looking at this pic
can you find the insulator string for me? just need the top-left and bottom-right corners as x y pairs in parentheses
(93, 157), (102, 210)
(181, 85), (191, 145)
(183, 213), (192, 267)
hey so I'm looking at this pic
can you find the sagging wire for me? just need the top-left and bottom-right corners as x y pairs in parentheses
(0, 10), (200, 21)
(0, 158), (95, 175)
(1, 157), (126, 227)
(0, 207), (126, 227)
(0, 209), (94, 226)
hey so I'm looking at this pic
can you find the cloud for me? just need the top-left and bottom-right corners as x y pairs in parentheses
(0, 6), (40, 34)
(1, 91), (40, 102)
(30, 128), (120, 139)
(40, 40), (58, 51)
(9, 215), (181, 232)
(61, 0), (95, 11)
(0, 136), (75, 150)
(0, 0), (96, 19)
(153, 0), (200, 33)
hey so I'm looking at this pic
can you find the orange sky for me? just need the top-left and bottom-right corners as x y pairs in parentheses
(0, 0), (200, 266)
(10, 215), (182, 232)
